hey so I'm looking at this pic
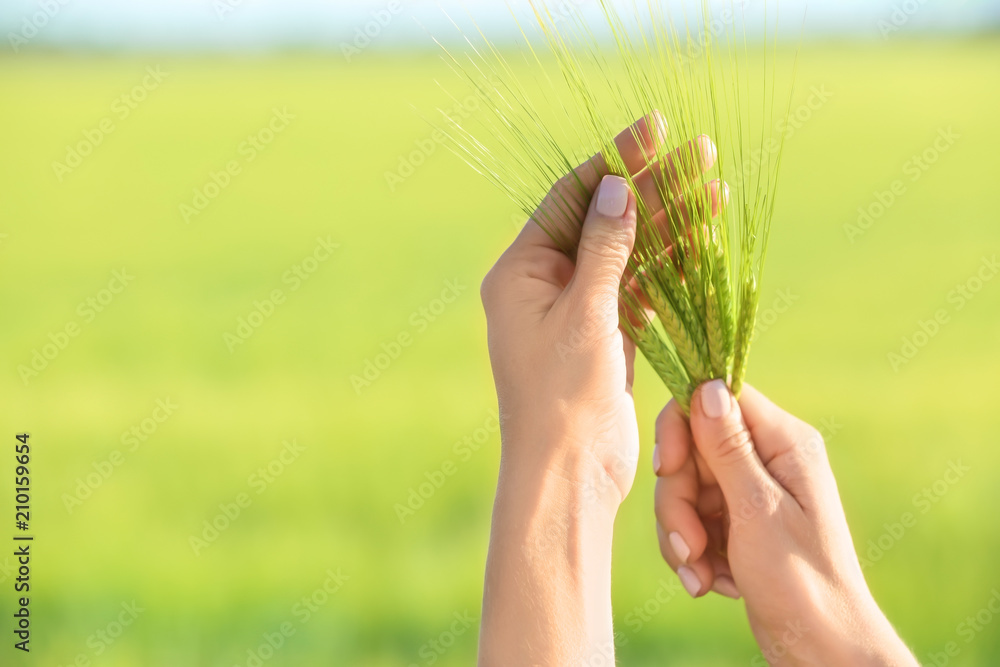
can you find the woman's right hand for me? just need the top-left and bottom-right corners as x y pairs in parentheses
(653, 380), (918, 665)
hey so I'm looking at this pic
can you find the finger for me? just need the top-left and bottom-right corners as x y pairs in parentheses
(633, 135), (718, 219)
(620, 248), (673, 328)
(565, 175), (637, 308)
(654, 462), (709, 565)
(623, 331), (637, 392)
(708, 552), (741, 600)
(738, 384), (835, 509)
(621, 177), (724, 327)
(695, 483), (725, 518)
(656, 523), (716, 599)
(689, 379), (783, 509)
(653, 399), (690, 477)
(649, 179), (730, 242)
(515, 114), (665, 255)
(616, 110), (668, 175)
(736, 384), (785, 440)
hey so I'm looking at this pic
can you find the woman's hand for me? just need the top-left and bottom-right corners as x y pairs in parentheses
(654, 381), (918, 665)
(478, 114), (718, 666)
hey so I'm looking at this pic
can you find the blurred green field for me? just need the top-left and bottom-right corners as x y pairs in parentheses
(1, 36), (999, 666)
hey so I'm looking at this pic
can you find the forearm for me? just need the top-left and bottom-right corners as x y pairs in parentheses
(783, 587), (918, 667)
(478, 447), (620, 667)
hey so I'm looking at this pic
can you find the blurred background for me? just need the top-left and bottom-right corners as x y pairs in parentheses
(1, 1), (999, 665)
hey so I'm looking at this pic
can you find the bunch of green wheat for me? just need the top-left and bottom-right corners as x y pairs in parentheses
(437, 0), (792, 414)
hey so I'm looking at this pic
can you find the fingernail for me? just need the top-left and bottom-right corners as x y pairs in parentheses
(652, 444), (661, 475)
(652, 111), (668, 142)
(698, 134), (718, 170)
(677, 566), (702, 598)
(714, 575), (742, 600)
(701, 379), (732, 419)
(596, 175), (630, 218)
(668, 531), (691, 563)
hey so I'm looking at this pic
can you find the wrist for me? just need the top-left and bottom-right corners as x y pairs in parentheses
(480, 441), (619, 666)
(797, 593), (916, 667)
(499, 422), (627, 517)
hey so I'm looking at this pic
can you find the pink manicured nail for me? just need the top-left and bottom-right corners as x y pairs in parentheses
(596, 175), (630, 218)
(698, 134), (718, 170)
(678, 567), (701, 597)
(714, 575), (742, 600)
(701, 379), (731, 419)
(668, 532), (691, 563)
(652, 111), (668, 142)
(652, 445), (661, 475)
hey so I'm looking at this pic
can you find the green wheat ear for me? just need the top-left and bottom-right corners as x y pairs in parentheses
(436, 0), (794, 415)
(731, 275), (761, 399)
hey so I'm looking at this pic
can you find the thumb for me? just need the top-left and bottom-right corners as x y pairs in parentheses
(690, 379), (779, 507)
(570, 175), (637, 303)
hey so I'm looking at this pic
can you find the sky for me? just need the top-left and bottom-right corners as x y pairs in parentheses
(1, 0), (997, 52)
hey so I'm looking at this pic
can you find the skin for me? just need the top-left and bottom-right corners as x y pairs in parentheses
(477, 115), (919, 666)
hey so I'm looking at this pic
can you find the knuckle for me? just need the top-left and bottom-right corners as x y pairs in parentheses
(791, 424), (826, 463)
(580, 234), (632, 264)
(711, 423), (755, 465)
(479, 274), (493, 308)
(653, 482), (669, 523)
(479, 262), (504, 308)
(802, 425), (825, 452)
(654, 405), (672, 438)
(758, 485), (784, 517)
(576, 288), (621, 329)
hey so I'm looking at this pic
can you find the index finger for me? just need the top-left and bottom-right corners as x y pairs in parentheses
(514, 112), (665, 254)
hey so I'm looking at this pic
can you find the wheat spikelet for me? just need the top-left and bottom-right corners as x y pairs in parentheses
(731, 275), (760, 399)
(633, 322), (692, 414)
(713, 241), (735, 371)
(645, 279), (711, 385)
(705, 284), (728, 379)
